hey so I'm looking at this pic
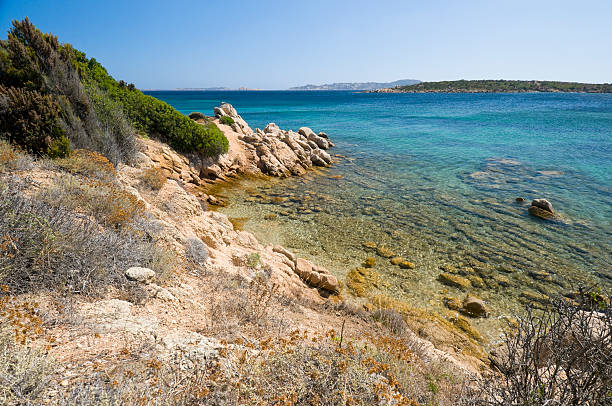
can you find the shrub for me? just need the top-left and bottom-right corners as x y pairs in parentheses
(475, 289), (612, 405)
(0, 140), (33, 172)
(55, 149), (116, 180)
(42, 173), (145, 227)
(0, 327), (53, 404)
(0, 177), (169, 297)
(219, 115), (234, 125)
(0, 85), (71, 157)
(140, 167), (166, 190)
(0, 18), (135, 164)
(188, 111), (206, 121)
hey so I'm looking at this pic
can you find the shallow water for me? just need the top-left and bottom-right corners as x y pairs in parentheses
(148, 90), (612, 339)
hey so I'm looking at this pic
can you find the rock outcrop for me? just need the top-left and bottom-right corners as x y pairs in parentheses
(213, 103), (334, 177)
(528, 198), (555, 219)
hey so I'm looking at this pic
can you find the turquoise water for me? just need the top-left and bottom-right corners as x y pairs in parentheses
(147, 90), (611, 336)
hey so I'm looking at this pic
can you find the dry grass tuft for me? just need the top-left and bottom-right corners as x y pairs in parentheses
(140, 167), (166, 190)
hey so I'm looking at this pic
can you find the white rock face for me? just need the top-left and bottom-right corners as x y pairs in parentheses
(125, 267), (156, 283)
(213, 103), (334, 177)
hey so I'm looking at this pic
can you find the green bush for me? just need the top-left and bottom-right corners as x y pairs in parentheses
(0, 85), (71, 157)
(68, 50), (228, 157)
(188, 111), (206, 121)
(220, 115), (235, 125)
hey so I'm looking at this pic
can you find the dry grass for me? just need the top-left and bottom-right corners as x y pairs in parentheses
(139, 167), (166, 190)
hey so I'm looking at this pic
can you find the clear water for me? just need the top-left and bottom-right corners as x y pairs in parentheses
(147, 90), (612, 338)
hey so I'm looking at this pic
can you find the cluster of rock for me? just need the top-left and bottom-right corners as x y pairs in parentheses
(272, 246), (339, 294)
(214, 103), (334, 177)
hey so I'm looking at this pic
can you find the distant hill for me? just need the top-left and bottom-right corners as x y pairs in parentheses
(371, 79), (612, 93)
(289, 79), (420, 91)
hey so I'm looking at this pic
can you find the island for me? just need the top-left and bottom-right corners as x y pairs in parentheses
(370, 79), (612, 93)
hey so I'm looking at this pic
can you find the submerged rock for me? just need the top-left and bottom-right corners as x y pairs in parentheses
(398, 260), (415, 269)
(528, 198), (555, 219)
(376, 246), (396, 258)
(462, 295), (488, 318)
(438, 272), (471, 290)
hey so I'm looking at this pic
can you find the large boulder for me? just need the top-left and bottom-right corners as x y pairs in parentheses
(462, 295), (488, 318)
(529, 198), (555, 219)
(294, 258), (339, 293)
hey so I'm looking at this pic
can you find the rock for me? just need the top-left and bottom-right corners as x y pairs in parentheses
(307, 133), (330, 149)
(443, 296), (462, 311)
(529, 199), (555, 219)
(438, 273), (471, 290)
(363, 241), (377, 249)
(515, 197), (525, 203)
(272, 245), (296, 263)
(528, 205), (555, 219)
(531, 198), (554, 213)
(376, 246), (396, 258)
(294, 258), (338, 293)
(318, 131), (329, 139)
(390, 257), (403, 266)
(264, 123), (280, 134)
(264, 213), (277, 220)
(399, 261), (415, 269)
(449, 315), (485, 343)
(364, 257), (376, 268)
(298, 127), (316, 138)
(203, 164), (222, 179)
(125, 267), (156, 283)
(462, 295), (488, 318)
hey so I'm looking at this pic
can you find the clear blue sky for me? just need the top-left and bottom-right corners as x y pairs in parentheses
(2, 0), (611, 89)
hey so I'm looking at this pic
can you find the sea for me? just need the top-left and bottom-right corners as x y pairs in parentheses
(145, 90), (612, 339)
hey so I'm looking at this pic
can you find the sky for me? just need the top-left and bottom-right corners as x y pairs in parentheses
(1, 0), (611, 89)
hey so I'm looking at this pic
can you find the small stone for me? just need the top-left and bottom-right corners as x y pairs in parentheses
(399, 261), (415, 269)
(264, 213), (277, 220)
(376, 246), (395, 258)
(438, 272), (471, 290)
(390, 257), (403, 266)
(362, 241), (377, 249)
(125, 267), (156, 283)
(443, 296), (462, 311)
(462, 295), (488, 318)
(528, 270), (553, 282)
(467, 275), (485, 288)
(515, 197), (525, 203)
(279, 211), (290, 216)
(364, 257), (376, 268)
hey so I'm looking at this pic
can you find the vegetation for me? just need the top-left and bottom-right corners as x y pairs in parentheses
(388, 79), (612, 93)
(219, 115), (235, 125)
(188, 111), (206, 121)
(0, 18), (228, 162)
(0, 147), (174, 298)
(476, 291), (611, 405)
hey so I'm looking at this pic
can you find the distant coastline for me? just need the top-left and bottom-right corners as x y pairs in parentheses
(369, 79), (612, 93)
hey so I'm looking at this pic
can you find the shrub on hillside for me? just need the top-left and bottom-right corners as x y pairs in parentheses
(0, 18), (135, 163)
(0, 85), (70, 157)
(219, 115), (235, 125)
(188, 111), (206, 121)
(68, 49), (229, 157)
(0, 177), (169, 297)
(475, 289), (611, 405)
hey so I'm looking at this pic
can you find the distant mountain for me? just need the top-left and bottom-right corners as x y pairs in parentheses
(288, 79), (420, 91)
